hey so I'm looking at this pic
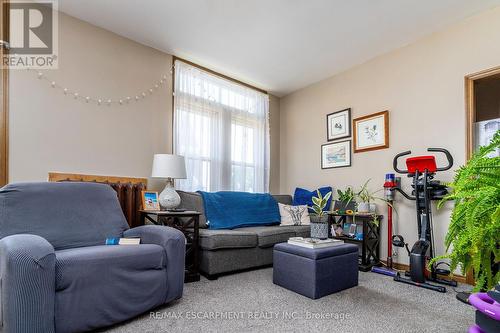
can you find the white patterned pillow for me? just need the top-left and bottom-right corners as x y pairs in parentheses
(278, 203), (311, 226)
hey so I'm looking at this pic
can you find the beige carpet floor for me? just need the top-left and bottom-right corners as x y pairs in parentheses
(100, 268), (473, 333)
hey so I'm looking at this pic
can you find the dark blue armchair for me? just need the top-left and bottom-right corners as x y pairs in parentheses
(0, 182), (185, 333)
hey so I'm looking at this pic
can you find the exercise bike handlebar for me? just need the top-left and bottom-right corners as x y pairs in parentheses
(393, 150), (412, 174)
(393, 148), (453, 174)
(427, 148), (453, 171)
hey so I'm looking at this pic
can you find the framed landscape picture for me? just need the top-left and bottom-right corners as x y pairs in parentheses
(327, 108), (351, 141)
(141, 191), (160, 211)
(353, 110), (389, 153)
(321, 140), (351, 169)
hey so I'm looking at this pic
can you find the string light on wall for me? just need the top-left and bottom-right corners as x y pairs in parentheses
(27, 66), (173, 107)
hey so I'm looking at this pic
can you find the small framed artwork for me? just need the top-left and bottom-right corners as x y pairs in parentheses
(321, 140), (351, 169)
(141, 191), (160, 211)
(353, 110), (389, 153)
(327, 108), (351, 141)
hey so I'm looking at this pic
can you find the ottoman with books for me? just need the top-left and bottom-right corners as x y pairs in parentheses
(273, 242), (359, 299)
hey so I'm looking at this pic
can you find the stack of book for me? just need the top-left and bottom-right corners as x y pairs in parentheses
(287, 237), (344, 249)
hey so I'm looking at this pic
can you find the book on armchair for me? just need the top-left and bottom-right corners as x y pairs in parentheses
(287, 237), (343, 249)
(105, 237), (141, 245)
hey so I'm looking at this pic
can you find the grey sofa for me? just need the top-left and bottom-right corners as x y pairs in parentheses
(178, 191), (310, 279)
(0, 182), (185, 333)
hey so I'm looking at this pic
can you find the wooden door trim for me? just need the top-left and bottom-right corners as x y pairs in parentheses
(465, 65), (500, 160)
(463, 64), (500, 285)
(0, 0), (9, 186)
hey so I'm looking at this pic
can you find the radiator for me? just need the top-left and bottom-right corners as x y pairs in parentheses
(48, 172), (147, 228)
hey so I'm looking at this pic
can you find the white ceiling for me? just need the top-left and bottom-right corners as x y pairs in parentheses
(58, 0), (500, 96)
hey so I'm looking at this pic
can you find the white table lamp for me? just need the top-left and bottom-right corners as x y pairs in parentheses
(151, 154), (187, 210)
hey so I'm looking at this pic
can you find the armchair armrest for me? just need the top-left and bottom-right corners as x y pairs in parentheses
(124, 225), (185, 302)
(0, 234), (56, 333)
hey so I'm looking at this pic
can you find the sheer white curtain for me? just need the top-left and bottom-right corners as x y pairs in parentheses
(174, 60), (270, 193)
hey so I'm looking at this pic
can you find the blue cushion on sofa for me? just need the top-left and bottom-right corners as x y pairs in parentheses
(293, 187), (333, 211)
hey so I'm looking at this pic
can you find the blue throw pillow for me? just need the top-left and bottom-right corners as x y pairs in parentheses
(293, 187), (333, 212)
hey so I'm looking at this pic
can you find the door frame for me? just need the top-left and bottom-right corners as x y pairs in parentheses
(463, 65), (500, 285)
(464, 65), (500, 159)
(0, 0), (9, 186)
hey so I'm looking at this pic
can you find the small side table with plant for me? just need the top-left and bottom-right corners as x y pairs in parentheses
(328, 212), (382, 271)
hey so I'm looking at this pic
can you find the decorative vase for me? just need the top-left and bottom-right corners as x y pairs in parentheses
(357, 202), (370, 213)
(310, 215), (329, 239)
(158, 178), (181, 210)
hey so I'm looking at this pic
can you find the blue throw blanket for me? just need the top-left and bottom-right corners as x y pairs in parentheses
(197, 191), (281, 230)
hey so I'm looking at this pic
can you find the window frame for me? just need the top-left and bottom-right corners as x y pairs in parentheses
(172, 58), (268, 192)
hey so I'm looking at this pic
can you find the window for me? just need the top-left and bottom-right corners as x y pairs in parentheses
(173, 60), (269, 192)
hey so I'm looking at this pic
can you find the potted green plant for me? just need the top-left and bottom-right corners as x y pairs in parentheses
(430, 130), (500, 292)
(334, 187), (356, 212)
(353, 179), (396, 227)
(309, 190), (332, 239)
(356, 179), (379, 213)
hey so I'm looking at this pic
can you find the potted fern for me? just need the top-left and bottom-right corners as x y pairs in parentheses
(430, 130), (500, 293)
(309, 190), (332, 239)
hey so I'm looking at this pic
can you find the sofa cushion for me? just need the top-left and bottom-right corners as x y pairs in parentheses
(273, 195), (293, 205)
(278, 203), (310, 226)
(288, 225), (311, 238)
(55, 245), (167, 332)
(198, 191), (280, 230)
(178, 190), (208, 228)
(198, 229), (258, 250)
(237, 226), (296, 248)
(293, 187), (333, 212)
(178, 191), (294, 229)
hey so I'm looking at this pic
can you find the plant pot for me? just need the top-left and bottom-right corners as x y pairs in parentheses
(334, 200), (356, 212)
(369, 203), (377, 213)
(310, 215), (329, 239)
(357, 202), (370, 213)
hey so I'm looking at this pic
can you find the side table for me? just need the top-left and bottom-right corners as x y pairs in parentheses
(139, 210), (201, 282)
(327, 213), (382, 272)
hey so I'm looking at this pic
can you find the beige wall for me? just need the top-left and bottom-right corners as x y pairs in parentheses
(280, 6), (500, 265)
(10, 13), (173, 189)
(9, 12), (280, 191)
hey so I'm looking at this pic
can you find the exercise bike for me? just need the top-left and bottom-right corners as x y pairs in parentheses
(390, 148), (458, 293)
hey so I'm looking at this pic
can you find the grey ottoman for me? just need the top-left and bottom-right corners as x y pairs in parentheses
(273, 243), (359, 299)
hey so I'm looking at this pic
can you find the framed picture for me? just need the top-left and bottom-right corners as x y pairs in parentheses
(353, 110), (389, 153)
(141, 191), (160, 211)
(327, 108), (351, 141)
(321, 140), (351, 169)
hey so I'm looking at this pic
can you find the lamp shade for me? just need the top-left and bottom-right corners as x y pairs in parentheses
(151, 154), (187, 179)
